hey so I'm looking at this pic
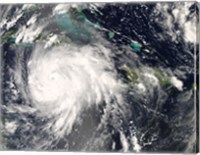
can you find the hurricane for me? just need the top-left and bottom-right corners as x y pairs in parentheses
(26, 43), (126, 137)
(0, 2), (198, 153)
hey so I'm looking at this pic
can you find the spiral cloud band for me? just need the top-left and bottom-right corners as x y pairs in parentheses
(26, 44), (125, 137)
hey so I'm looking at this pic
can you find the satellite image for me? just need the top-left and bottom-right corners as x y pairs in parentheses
(0, 2), (199, 153)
